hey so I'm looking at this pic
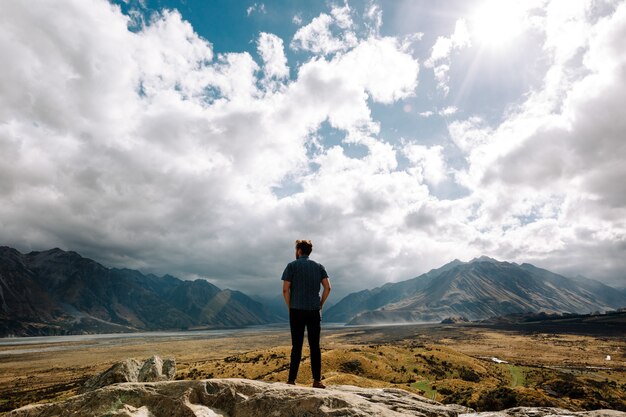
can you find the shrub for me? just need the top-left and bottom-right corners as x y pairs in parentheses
(459, 367), (481, 382)
(474, 387), (518, 411)
(339, 360), (364, 375)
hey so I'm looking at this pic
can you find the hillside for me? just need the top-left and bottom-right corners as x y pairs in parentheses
(0, 246), (281, 336)
(325, 257), (626, 325)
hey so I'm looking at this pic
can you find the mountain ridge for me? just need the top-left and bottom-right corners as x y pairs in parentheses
(325, 257), (626, 325)
(0, 246), (281, 337)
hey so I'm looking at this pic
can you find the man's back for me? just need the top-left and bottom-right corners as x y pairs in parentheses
(281, 256), (327, 310)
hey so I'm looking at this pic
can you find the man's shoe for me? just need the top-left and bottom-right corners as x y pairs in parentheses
(312, 380), (326, 389)
(286, 380), (296, 385)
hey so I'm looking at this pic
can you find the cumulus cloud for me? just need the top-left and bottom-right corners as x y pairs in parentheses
(1, 0), (624, 302)
(257, 32), (289, 86)
(425, 19), (470, 95)
(448, 0), (626, 284)
(403, 144), (448, 186)
(290, 4), (358, 55)
(0, 0), (424, 298)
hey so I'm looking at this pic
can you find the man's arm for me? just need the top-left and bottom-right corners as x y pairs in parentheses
(320, 277), (331, 309)
(282, 280), (291, 309)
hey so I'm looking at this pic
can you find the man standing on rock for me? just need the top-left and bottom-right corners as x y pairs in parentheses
(281, 239), (332, 388)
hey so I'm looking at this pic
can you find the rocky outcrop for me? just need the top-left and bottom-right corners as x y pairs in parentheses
(6, 378), (468, 417)
(81, 355), (176, 392)
(6, 378), (626, 417)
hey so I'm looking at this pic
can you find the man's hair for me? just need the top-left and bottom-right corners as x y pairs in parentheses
(295, 239), (313, 256)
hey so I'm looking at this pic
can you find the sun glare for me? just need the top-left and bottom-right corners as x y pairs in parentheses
(471, 1), (526, 48)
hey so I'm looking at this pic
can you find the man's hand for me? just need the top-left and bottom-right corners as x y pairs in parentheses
(320, 277), (331, 309)
(282, 280), (291, 309)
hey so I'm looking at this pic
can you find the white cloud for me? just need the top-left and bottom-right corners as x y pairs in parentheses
(292, 14), (302, 25)
(246, 3), (266, 16)
(0, 0), (425, 298)
(331, 2), (353, 30)
(364, 3), (383, 36)
(448, 116), (493, 158)
(425, 19), (471, 95)
(403, 144), (448, 186)
(257, 32), (289, 84)
(290, 5), (358, 55)
(333, 37), (419, 104)
(439, 106), (457, 116)
(447, 0), (626, 284)
(1, 0), (625, 302)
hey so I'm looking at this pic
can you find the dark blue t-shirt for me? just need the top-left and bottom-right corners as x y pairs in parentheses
(281, 256), (328, 310)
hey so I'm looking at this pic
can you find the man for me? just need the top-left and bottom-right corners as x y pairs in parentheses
(281, 239), (332, 388)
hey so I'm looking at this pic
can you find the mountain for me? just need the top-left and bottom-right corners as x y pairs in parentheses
(325, 257), (626, 325)
(252, 294), (290, 321)
(0, 246), (281, 337)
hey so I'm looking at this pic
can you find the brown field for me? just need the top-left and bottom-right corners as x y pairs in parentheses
(1, 322), (625, 414)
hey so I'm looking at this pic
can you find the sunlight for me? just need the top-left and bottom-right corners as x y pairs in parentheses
(470, 0), (526, 48)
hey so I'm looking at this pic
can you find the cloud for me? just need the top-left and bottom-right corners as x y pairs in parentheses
(448, 116), (492, 153)
(331, 2), (353, 30)
(257, 32), (289, 84)
(439, 106), (458, 116)
(333, 37), (419, 104)
(425, 19), (470, 95)
(1, 0), (625, 303)
(403, 144), (448, 186)
(447, 0), (626, 285)
(364, 3), (383, 36)
(0, 0), (424, 298)
(290, 4), (358, 55)
(246, 3), (265, 17)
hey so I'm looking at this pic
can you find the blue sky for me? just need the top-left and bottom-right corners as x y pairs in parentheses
(1, 0), (625, 299)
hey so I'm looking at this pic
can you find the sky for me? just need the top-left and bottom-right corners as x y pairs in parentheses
(1, 0), (625, 301)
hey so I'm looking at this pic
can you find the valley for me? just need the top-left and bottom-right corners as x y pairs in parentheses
(1, 320), (624, 414)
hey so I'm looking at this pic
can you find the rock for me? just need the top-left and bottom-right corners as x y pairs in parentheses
(163, 358), (177, 380)
(81, 355), (176, 392)
(138, 355), (176, 382)
(6, 378), (472, 417)
(7, 378), (624, 417)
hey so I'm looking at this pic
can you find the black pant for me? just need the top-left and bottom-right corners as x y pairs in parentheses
(288, 308), (321, 382)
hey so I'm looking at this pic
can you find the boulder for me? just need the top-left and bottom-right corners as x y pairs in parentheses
(81, 355), (176, 392)
(138, 355), (176, 382)
(7, 378), (625, 417)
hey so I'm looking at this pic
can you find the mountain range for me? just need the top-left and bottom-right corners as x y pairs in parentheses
(2, 246), (624, 336)
(0, 246), (281, 337)
(325, 256), (626, 325)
